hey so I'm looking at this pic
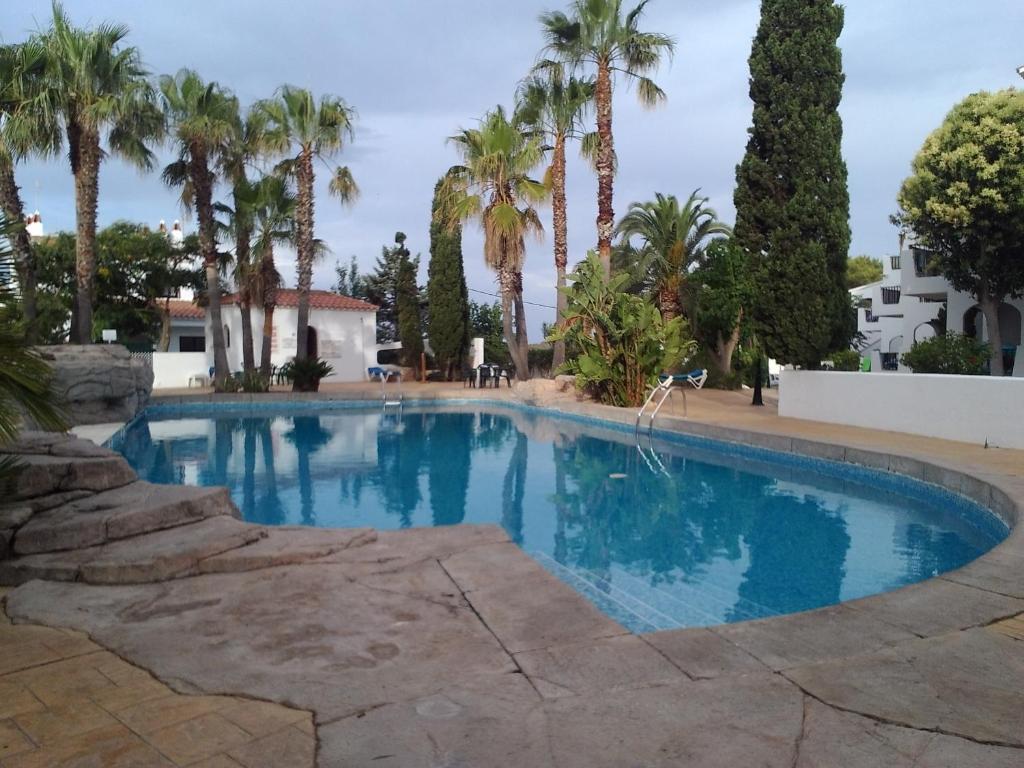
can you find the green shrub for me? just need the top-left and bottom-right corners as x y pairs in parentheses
(828, 349), (861, 371)
(528, 345), (554, 377)
(901, 333), (989, 375)
(283, 357), (335, 392)
(549, 252), (695, 407)
(240, 371), (270, 393)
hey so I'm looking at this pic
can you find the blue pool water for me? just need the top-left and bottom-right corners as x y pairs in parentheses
(112, 403), (1007, 633)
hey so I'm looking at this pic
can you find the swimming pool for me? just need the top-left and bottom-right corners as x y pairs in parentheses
(111, 402), (1008, 633)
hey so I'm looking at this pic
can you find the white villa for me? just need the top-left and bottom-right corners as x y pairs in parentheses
(852, 247), (1023, 375)
(159, 289), (394, 387)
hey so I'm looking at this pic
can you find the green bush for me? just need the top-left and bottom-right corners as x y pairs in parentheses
(828, 349), (861, 371)
(283, 357), (335, 392)
(901, 333), (989, 375)
(528, 345), (554, 377)
(240, 371), (270, 393)
(549, 252), (695, 407)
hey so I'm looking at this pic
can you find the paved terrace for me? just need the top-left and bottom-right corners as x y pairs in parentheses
(1, 382), (1022, 767)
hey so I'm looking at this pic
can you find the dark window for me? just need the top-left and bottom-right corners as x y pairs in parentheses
(179, 336), (206, 352)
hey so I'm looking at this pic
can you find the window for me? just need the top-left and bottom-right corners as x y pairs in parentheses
(179, 336), (205, 352)
(224, 324), (230, 348)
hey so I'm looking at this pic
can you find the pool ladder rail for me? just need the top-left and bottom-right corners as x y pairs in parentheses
(381, 370), (404, 410)
(634, 368), (708, 437)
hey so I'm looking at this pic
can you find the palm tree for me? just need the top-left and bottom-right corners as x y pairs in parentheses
(540, 0), (675, 276)
(260, 85), (357, 369)
(220, 104), (270, 376)
(515, 68), (594, 370)
(0, 41), (60, 344)
(39, 3), (163, 343)
(615, 190), (731, 321)
(160, 69), (237, 390)
(441, 106), (547, 380)
(0, 214), (66, 454)
(250, 175), (294, 378)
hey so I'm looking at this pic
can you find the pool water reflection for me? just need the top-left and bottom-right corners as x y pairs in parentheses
(113, 405), (1006, 632)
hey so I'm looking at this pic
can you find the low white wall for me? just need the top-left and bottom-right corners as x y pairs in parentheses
(152, 352), (209, 389)
(779, 371), (1024, 449)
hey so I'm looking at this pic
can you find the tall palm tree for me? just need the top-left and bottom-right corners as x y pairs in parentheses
(250, 175), (294, 378)
(516, 68), (594, 369)
(220, 104), (270, 376)
(260, 85), (357, 368)
(540, 0), (675, 276)
(615, 190), (731, 321)
(39, 3), (163, 343)
(441, 106), (547, 380)
(160, 69), (237, 390)
(0, 41), (60, 344)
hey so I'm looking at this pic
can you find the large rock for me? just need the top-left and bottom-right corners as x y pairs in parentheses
(37, 344), (153, 426)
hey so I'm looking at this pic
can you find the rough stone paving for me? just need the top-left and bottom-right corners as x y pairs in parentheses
(1, 397), (1023, 766)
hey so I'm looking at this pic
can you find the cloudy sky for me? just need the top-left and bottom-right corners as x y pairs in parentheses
(3, 0), (1022, 336)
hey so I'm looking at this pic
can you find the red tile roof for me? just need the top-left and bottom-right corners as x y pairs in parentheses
(166, 299), (205, 320)
(222, 289), (378, 312)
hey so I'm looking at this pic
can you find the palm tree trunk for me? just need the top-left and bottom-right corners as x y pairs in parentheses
(979, 289), (1005, 376)
(595, 59), (615, 278)
(513, 271), (530, 381)
(658, 284), (679, 322)
(192, 147), (230, 388)
(0, 162), (38, 343)
(260, 246), (277, 379)
(294, 149), (315, 367)
(236, 215), (255, 374)
(155, 298), (171, 352)
(551, 131), (569, 371)
(498, 267), (528, 379)
(70, 126), (101, 344)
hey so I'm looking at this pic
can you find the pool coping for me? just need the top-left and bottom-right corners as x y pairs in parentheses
(142, 387), (1024, 657)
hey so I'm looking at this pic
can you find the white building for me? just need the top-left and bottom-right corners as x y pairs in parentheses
(214, 289), (384, 381)
(852, 247), (1023, 375)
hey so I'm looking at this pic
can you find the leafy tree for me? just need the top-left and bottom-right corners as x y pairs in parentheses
(394, 233), (424, 372)
(540, 0), (675, 276)
(39, 3), (164, 343)
(734, 0), (852, 368)
(896, 89), (1024, 376)
(690, 238), (750, 377)
(161, 69), (237, 390)
(516, 68), (594, 368)
(25, 222), (201, 346)
(363, 238), (408, 343)
(441, 105), (546, 380)
(0, 41), (60, 343)
(615, 190), (731, 322)
(0, 214), (67, 451)
(846, 254), (883, 289)
(426, 179), (470, 380)
(260, 85), (358, 369)
(333, 255), (368, 299)
(549, 252), (694, 406)
(470, 300), (509, 366)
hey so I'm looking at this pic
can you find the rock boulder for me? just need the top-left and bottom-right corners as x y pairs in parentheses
(38, 344), (153, 425)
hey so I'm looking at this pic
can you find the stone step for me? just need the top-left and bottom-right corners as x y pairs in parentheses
(10, 453), (137, 501)
(0, 517), (267, 586)
(13, 481), (238, 555)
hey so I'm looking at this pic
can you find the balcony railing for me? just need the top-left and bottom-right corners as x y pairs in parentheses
(880, 286), (901, 305)
(880, 352), (899, 371)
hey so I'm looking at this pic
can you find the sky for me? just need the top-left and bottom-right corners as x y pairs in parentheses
(3, 0), (1023, 337)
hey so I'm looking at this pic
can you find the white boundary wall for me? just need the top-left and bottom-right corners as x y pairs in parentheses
(779, 371), (1024, 449)
(152, 352), (209, 389)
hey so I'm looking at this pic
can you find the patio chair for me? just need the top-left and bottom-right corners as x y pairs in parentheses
(477, 364), (492, 388)
(659, 368), (708, 390)
(463, 367), (476, 388)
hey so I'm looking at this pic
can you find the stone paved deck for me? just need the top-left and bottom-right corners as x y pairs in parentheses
(1, 383), (1022, 766)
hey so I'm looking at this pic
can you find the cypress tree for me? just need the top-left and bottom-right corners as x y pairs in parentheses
(394, 232), (424, 373)
(426, 179), (470, 380)
(734, 0), (852, 367)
